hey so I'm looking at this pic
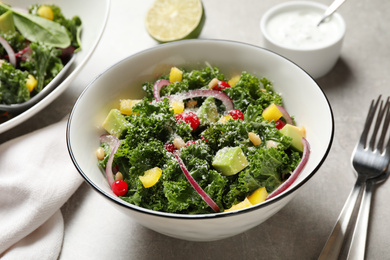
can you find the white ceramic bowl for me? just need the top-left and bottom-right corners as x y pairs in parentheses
(0, 0), (110, 133)
(260, 1), (346, 79)
(67, 39), (334, 241)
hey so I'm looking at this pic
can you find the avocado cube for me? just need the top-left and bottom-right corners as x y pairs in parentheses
(212, 147), (249, 176)
(0, 11), (16, 33)
(198, 97), (219, 125)
(280, 124), (305, 152)
(102, 109), (129, 138)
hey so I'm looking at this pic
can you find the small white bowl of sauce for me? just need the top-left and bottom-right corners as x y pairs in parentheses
(260, 1), (346, 78)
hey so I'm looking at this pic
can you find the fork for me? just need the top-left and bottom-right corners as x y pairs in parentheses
(346, 168), (390, 260)
(318, 95), (390, 260)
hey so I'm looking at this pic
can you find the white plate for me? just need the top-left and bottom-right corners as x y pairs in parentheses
(0, 0), (111, 134)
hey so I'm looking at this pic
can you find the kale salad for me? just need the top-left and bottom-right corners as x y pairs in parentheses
(97, 66), (309, 214)
(0, 3), (81, 110)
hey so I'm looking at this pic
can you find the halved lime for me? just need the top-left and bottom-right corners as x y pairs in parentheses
(145, 0), (205, 43)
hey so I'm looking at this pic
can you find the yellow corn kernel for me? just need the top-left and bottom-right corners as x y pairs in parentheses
(37, 5), (54, 20)
(119, 99), (142, 115)
(247, 187), (268, 205)
(170, 100), (185, 114)
(262, 103), (283, 122)
(169, 67), (183, 83)
(26, 74), (37, 92)
(248, 132), (261, 146)
(224, 197), (252, 212)
(228, 75), (240, 87)
(219, 114), (233, 124)
(139, 167), (162, 188)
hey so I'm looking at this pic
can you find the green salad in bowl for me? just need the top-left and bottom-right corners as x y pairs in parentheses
(0, 3), (81, 111)
(96, 66), (309, 214)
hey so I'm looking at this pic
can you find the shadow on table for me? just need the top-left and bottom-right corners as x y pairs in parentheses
(315, 57), (353, 91)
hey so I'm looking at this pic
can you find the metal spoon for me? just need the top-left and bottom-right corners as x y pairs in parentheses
(0, 54), (76, 114)
(317, 0), (346, 26)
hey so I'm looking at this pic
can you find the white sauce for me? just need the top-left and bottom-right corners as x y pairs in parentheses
(266, 9), (340, 49)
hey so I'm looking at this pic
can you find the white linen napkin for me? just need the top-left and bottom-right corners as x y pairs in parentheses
(0, 119), (83, 259)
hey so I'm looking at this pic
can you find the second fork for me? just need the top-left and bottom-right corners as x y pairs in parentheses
(319, 96), (390, 260)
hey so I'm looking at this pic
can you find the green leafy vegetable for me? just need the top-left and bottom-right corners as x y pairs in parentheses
(21, 42), (63, 92)
(99, 67), (303, 214)
(0, 61), (29, 104)
(0, 3), (71, 48)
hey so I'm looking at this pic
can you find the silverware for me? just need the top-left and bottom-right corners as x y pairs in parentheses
(319, 96), (390, 260)
(347, 167), (390, 259)
(0, 54), (76, 114)
(317, 0), (347, 26)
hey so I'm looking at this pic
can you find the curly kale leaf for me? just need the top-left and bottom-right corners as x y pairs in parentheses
(122, 99), (177, 148)
(0, 32), (26, 57)
(223, 72), (282, 113)
(162, 144), (229, 213)
(0, 61), (29, 105)
(20, 42), (63, 92)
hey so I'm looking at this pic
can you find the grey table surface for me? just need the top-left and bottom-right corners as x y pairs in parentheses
(1, 0), (390, 259)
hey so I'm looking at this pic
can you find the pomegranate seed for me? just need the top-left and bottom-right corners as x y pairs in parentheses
(176, 111), (200, 130)
(185, 140), (198, 147)
(228, 109), (244, 120)
(164, 143), (176, 153)
(275, 120), (286, 130)
(213, 80), (231, 91)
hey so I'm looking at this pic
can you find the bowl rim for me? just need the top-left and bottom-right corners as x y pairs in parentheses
(66, 39), (335, 219)
(260, 0), (346, 52)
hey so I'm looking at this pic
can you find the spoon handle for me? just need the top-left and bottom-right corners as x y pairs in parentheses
(318, 175), (365, 260)
(318, 0), (346, 26)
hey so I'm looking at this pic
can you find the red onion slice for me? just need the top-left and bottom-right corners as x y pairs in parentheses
(275, 104), (293, 125)
(0, 35), (16, 67)
(100, 134), (120, 186)
(153, 79), (171, 102)
(167, 89), (234, 111)
(173, 151), (220, 212)
(266, 137), (310, 200)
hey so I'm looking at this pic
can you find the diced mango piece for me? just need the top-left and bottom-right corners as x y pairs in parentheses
(26, 74), (37, 92)
(139, 167), (162, 188)
(37, 5), (54, 20)
(228, 75), (240, 87)
(247, 187), (268, 205)
(169, 67), (183, 83)
(224, 197), (252, 212)
(262, 103), (283, 122)
(170, 100), (185, 114)
(119, 99), (142, 115)
(248, 132), (261, 146)
(218, 114), (233, 124)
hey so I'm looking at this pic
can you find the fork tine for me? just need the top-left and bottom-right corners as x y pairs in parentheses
(377, 97), (390, 152)
(368, 97), (387, 151)
(360, 95), (382, 148)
